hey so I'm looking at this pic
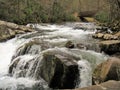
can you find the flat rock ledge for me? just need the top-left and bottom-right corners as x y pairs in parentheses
(99, 40), (120, 55)
(0, 20), (34, 42)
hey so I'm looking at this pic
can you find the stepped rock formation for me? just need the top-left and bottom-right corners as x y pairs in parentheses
(0, 20), (34, 42)
(9, 38), (82, 89)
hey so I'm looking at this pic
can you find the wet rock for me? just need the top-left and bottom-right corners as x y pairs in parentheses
(34, 49), (79, 89)
(9, 55), (35, 78)
(103, 34), (118, 40)
(92, 33), (104, 39)
(76, 43), (87, 50)
(93, 57), (120, 85)
(112, 53), (120, 59)
(12, 39), (51, 60)
(93, 25), (120, 40)
(93, 33), (118, 40)
(65, 41), (75, 48)
(76, 42), (101, 52)
(75, 80), (120, 90)
(0, 20), (34, 42)
(9, 47), (80, 89)
(99, 40), (120, 55)
(9, 58), (21, 74)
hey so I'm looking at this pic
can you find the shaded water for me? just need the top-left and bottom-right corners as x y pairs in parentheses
(0, 22), (108, 90)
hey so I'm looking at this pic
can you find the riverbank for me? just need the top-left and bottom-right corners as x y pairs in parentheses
(0, 20), (35, 42)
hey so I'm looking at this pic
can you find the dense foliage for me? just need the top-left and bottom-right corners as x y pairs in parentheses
(0, 0), (79, 24)
(0, 0), (119, 26)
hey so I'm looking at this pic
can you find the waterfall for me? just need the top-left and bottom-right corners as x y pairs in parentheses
(0, 38), (47, 89)
(0, 38), (19, 76)
(77, 60), (92, 88)
(0, 22), (108, 89)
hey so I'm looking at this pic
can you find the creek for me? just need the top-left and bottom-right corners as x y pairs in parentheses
(0, 22), (108, 90)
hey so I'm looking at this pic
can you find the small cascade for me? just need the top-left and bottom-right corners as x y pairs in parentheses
(9, 55), (36, 78)
(70, 49), (108, 70)
(0, 38), (48, 89)
(0, 22), (109, 89)
(0, 38), (26, 76)
(77, 60), (92, 88)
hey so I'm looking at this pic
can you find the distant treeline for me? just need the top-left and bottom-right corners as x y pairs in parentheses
(0, 0), (119, 25)
(0, 0), (80, 24)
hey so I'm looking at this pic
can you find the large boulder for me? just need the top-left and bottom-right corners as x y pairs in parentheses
(75, 80), (120, 90)
(9, 48), (80, 89)
(38, 51), (79, 89)
(99, 40), (120, 55)
(0, 20), (34, 42)
(92, 57), (120, 85)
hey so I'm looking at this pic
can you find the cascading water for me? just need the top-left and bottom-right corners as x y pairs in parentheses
(0, 22), (108, 90)
(0, 38), (17, 76)
(0, 38), (48, 90)
(77, 60), (92, 88)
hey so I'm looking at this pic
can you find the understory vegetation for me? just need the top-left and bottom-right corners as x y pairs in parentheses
(0, 0), (119, 27)
(0, 0), (79, 24)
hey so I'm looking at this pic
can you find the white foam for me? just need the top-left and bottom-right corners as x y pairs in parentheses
(77, 60), (92, 88)
(0, 39), (18, 76)
(0, 38), (27, 76)
(0, 22), (106, 89)
(0, 77), (39, 89)
(0, 39), (42, 89)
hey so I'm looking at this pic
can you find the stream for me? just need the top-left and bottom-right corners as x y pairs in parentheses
(0, 22), (108, 90)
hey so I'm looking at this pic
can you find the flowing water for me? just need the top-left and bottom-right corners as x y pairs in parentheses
(0, 22), (108, 90)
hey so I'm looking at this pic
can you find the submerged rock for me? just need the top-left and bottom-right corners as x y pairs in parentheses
(65, 41), (75, 48)
(76, 43), (87, 50)
(0, 20), (34, 42)
(93, 57), (120, 85)
(99, 40), (120, 55)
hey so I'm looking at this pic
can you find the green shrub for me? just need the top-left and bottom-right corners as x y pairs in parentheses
(95, 11), (110, 23)
(63, 14), (77, 21)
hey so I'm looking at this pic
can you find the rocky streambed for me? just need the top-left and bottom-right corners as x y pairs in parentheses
(0, 21), (120, 90)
